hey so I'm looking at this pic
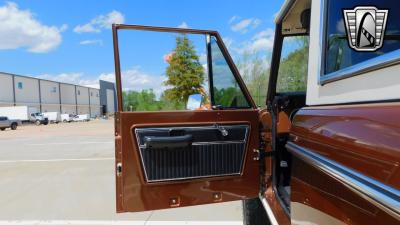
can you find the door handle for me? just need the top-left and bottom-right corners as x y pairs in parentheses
(144, 134), (193, 149)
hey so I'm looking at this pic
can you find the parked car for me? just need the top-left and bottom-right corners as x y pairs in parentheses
(73, 114), (90, 122)
(29, 113), (49, 126)
(61, 114), (74, 123)
(111, 0), (400, 224)
(0, 116), (22, 131)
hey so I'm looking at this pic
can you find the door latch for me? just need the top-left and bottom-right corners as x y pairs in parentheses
(253, 149), (275, 161)
(116, 162), (122, 177)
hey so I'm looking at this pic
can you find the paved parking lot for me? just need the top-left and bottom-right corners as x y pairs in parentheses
(0, 120), (243, 225)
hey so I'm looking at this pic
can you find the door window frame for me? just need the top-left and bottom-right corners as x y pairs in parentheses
(111, 24), (256, 112)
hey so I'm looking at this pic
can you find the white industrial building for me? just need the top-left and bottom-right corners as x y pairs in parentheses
(0, 72), (116, 117)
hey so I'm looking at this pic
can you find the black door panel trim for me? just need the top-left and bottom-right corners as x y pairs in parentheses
(134, 125), (250, 183)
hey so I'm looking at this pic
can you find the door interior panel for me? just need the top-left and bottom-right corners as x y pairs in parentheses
(135, 125), (249, 182)
(116, 110), (260, 212)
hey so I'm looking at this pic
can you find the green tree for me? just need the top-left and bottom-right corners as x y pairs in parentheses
(123, 89), (162, 111)
(237, 53), (270, 107)
(164, 35), (205, 106)
(277, 37), (309, 92)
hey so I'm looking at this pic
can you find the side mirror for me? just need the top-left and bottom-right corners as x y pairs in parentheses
(186, 94), (203, 110)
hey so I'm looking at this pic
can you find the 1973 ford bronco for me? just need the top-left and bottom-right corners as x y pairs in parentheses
(112, 0), (400, 224)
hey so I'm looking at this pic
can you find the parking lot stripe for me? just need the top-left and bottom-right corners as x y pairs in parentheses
(0, 157), (114, 163)
(0, 221), (243, 225)
(26, 141), (113, 146)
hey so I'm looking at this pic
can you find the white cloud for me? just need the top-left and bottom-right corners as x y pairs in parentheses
(37, 73), (98, 87)
(74, 10), (125, 33)
(222, 37), (234, 50)
(79, 39), (103, 45)
(238, 28), (274, 54)
(36, 67), (166, 97)
(228, 16), (239, 24)
(252, 28), (274, 40)
(230, 18), (261, 33)
(113, 68), (167, 97)
(199, 53), (207, 64)
(0, 2), (66, 53)
(177, 22), (189, 29)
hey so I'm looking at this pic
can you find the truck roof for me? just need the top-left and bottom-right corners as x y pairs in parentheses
(275, 0), (296, 23)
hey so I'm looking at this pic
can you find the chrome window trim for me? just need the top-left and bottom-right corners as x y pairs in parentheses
(318, 0), (400, 85)
(134, 125), (250, 183)
(286, 141), (400, 220)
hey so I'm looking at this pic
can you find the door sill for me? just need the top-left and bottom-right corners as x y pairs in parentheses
(259, 194), (279, 225)
(259, 186), (291, 225)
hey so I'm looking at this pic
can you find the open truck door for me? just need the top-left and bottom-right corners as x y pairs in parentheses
(112, 25), (267, 212)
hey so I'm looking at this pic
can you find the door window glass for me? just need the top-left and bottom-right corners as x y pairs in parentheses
(276, 36), (309, 93)
(118, 30), (209, 111)
(324, 0), (400, 74)
(210, 37), (251, 108)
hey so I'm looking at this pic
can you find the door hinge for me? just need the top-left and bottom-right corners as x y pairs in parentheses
(253, 149), (275, 161)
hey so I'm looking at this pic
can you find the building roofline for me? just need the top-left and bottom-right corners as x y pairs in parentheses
(0, 71), (100, 91)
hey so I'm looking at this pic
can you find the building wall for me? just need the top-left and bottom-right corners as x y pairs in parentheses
(40, 80), (61, 113)
(60, 84), (76, 105)
(42, 105), (61, 113)
(89, 88), (100, 117)
(89, 88), (100, 105)
(76, 86), (89, 105)
(14, 76), (40, 106)
(61, 105), (76, 115)
(0, 73), (14, 105)
(0, 73), (104, 117)
(106, 89), (115, 113)
(77, 106), (90, 115)
(90, 106), (101, 117)
(99, 80), (116, 114)
(40, 80), (60, 104)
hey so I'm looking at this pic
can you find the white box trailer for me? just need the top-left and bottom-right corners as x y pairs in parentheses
(61, 114), (74, 122)
(0, 106), (39, 121)
(73, 114), (90, 122)
(43, 112), (61, 123)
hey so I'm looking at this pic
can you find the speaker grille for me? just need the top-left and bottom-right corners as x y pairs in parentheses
(140, 142), (246, 182)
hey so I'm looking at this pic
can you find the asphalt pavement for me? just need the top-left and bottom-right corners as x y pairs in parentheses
(0, 120), (243, 225)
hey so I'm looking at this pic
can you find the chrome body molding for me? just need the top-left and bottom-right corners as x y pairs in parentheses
(286, 141), (400, 220)
(259, 194), (279, 225)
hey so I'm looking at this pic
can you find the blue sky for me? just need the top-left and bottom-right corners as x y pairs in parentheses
(0, 0), (284, 89)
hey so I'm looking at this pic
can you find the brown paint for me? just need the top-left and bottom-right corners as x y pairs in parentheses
(259, 109), (291, 134)
(290, 103), (400, 224)
(116, 110), (261, 212)
(112, 24), (268, 212)
(264, 183), (290, 225)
